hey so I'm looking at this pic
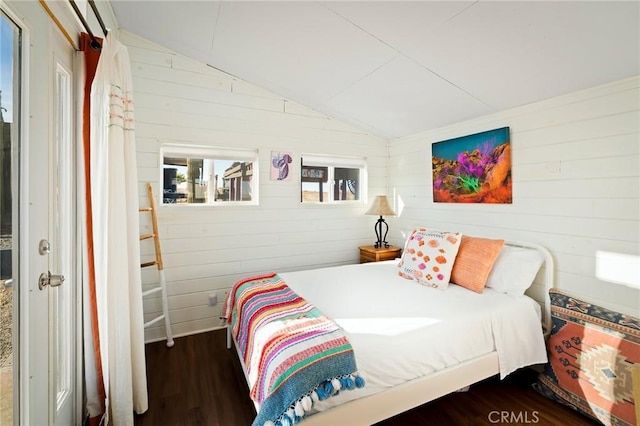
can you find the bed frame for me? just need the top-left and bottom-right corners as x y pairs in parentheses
(226, 240), (554, 425)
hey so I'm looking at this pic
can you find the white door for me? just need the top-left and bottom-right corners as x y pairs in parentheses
(46, 23), (78, 426)
(3, 1), (79, 424)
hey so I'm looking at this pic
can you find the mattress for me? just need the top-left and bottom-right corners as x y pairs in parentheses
(278, 260), (548, 412)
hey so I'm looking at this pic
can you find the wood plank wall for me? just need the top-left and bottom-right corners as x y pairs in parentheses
(388, 76), (640, 316)
(123, 27), (638, 340)
(120, 31), (389, 342)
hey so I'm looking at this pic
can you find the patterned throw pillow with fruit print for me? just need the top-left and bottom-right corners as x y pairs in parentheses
(398, 228), (462, 290)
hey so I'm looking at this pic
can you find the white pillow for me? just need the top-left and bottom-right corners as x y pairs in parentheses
(485, 245), (545, 296)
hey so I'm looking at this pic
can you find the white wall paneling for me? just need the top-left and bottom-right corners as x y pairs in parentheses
(389, 76), (640, 316)
(126, 27), (638, 341)
(122, 31), (388, 342)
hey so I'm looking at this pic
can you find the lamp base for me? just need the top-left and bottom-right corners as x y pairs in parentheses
(373, 216), (390, 249)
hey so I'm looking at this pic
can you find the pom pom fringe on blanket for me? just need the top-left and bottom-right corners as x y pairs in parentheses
(222, 273), (365, 425)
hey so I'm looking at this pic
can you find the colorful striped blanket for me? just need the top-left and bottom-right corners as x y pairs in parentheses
(222, 273), (364, 426)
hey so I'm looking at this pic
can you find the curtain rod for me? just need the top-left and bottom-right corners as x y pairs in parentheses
(68, 0), (108, 50)
(88, 0), (108, 37)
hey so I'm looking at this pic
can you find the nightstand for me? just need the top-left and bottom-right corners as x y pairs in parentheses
(359, 245), (402, 264)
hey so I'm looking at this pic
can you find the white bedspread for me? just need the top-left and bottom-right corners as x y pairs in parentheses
(279, 260), (547, 411)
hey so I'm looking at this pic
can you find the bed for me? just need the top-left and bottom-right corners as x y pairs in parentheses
(223, 234), (554, 426)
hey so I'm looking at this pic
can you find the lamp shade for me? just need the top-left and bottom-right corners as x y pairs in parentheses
(365, 195), (396, 216)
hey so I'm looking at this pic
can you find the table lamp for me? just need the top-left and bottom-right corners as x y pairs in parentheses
(365, 195), (396, 248)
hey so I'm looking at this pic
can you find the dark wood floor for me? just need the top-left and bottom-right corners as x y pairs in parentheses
(135, 329), (599, 426)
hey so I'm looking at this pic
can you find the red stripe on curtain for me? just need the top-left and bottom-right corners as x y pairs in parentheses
(80, 32), (105, 425)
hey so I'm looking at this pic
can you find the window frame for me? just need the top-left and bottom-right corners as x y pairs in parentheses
(300, 154), (367, 204)
(159, 144), (259, 207)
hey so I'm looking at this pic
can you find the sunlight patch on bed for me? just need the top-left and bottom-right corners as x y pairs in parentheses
(336, 317), (441, 336)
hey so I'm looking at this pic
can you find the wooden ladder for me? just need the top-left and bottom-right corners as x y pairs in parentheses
(140, 182), (174, 347)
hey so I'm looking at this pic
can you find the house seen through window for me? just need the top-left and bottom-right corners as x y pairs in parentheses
(162, 145), (258, 205)
(301, 155), (366, 203)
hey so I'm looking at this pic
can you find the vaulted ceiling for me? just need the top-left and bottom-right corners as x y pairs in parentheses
(110, 1), (640, 140)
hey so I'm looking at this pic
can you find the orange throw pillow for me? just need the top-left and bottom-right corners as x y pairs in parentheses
(451, 236), (505, 293)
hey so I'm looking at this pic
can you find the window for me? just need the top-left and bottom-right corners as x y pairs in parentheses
(301, 154), (366, 203)
(161, 144), (258, 205)
(0, 11), (20, 424)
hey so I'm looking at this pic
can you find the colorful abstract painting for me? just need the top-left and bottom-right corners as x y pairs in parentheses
(432, 127), (511, 204)
(270, 151), (293, 181)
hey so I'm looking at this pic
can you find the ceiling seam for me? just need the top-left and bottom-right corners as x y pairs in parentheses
(326, 55), (398, 101)
(320, 1), (497, 111)
(208, 1), (223, 63)
(444, 1), (480, 24)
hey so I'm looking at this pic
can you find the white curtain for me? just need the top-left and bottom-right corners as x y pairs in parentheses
(89, 32), (148, 425)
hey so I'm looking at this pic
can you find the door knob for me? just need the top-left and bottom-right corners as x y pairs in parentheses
(38, 239), (51, 255)
(38, 271), (65, 290)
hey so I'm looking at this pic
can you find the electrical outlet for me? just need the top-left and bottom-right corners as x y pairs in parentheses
(208, 292), (218, 306)
(545, 161), (561, 175)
